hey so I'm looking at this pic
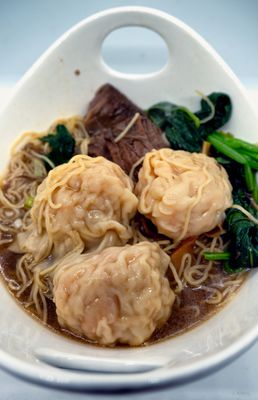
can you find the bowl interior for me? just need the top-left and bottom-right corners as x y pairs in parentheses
(0, 6), (257, 390)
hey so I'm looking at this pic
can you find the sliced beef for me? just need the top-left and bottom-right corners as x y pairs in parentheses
(84, 84), (168, 175)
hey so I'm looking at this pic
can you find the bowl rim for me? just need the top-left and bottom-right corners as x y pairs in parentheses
(0, 323), (257, 391)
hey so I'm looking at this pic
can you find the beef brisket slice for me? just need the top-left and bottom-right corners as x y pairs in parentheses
(84, 84), (167, 174)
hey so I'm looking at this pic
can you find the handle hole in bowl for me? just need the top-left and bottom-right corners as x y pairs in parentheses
(101, 27), (169, 75)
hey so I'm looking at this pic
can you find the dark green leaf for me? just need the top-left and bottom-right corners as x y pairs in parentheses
(224, 201), (258, 271)
(223, 261), (245, 274)
(147, 92), (232, 153)
(207, 145), (258, 272)
(232, 189), (254, 211)
(40, 125), (75, 167)
(148, 103), (203, 152)
(165, 110), (202, 152)
(195, 92), (232, 133)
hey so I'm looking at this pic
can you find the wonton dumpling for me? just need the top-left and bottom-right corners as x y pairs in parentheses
(53, 242), (174, 346)
(135, 149), (232, 241)
(17, 155), (138, 261)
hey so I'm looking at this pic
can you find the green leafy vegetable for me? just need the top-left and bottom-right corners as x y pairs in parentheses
(195, 92), (232, 134)
(202, 190), (258, 272)
(254, 185), (258, 204)
(207, 131), (258, 202)
(244, 164), (255, 192)
(148, 91), (257, 272)
(203, 252), (230, 261)
(205, 175), (257, 272)
(24, 195), (34, 209)
(209, 133), (258, 272)
(208, 133), (247, 164)
(224, 201), (258, 271)
(40, 124), (75, 167)
(223, 136), (258, 154)
(147, 102), (203, 152)
(147, 92), (232, 152)
(208, 131), (258, 161)
(241, 153), (258, 170)
(225, 189), (257, 272)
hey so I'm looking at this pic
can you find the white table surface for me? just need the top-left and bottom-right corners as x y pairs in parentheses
(0, 88), (257, 400)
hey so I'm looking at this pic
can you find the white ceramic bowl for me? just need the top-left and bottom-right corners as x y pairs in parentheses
(0, 6), (258, 392)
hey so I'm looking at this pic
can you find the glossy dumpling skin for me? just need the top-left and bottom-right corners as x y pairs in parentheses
(53, 242), (175, 346)
(16, 155), (138, 261)
(135, 149), (232, 242)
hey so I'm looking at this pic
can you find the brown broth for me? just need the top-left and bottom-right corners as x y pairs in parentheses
(149, 286), (219, 343)
(0, 249), (95, 344)
(0, 248), (245, 347)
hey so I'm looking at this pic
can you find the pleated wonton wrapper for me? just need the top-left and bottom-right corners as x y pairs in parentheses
(136, 149), (232, 242)
(53, 241), (175, 346)
(16, 155), (138, 261)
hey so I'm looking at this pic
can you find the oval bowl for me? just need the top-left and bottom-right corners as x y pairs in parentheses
(0, 6), (258, 392)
